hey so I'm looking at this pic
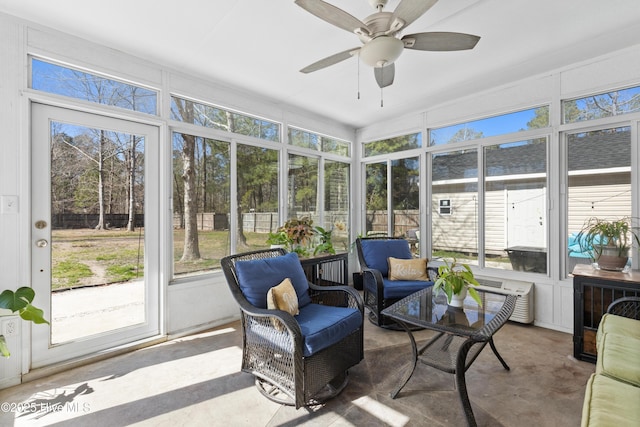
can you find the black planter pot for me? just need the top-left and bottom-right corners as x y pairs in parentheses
(352, 272), (363, 290)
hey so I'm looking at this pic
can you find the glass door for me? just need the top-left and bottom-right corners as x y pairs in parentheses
(31, 103), (161, 367)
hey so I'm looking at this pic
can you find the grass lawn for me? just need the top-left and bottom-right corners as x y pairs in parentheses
(51, 228), (511, 291)
(51, 228), (272, 290)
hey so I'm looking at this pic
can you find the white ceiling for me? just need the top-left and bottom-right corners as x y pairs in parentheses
(2, 0), (640, 129)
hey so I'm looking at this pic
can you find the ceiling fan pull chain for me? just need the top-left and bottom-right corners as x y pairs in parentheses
(380, 66), (384, 107)
(357, 52), (361, 100)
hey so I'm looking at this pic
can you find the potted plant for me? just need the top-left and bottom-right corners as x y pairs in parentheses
(576, 216), (640, 271)
(313, 220), (346, 256)
(266, 230), (291, 249)
(0, 287), (49, 357)
(433, 259), (482, 308)
(280, 217), (315, 256)
(313, 226), (335, 255)
(282, 217), (314, 246)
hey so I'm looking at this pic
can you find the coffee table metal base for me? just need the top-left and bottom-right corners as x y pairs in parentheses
(390, 320), (510, 427)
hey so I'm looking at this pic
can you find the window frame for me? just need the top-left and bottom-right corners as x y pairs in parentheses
(30, 56), (159, 115)
(559, 119), (638, 276)
(426, 111), (552, 274)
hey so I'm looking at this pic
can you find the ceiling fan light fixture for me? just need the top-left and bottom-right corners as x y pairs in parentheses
(359, 36), (404, 68)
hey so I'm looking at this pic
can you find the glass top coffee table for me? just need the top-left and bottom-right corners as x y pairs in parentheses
(382, 286), (517, 427)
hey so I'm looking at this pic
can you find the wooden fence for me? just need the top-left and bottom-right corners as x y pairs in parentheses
(52, 213), (144, 229)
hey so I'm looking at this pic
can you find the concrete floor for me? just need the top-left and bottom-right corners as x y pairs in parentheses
(0, 317), (594, 426)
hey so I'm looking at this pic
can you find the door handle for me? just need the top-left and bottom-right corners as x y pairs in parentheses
(36, 239), (48, 248)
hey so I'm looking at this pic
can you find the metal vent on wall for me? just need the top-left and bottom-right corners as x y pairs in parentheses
(475, 276), (534, 324)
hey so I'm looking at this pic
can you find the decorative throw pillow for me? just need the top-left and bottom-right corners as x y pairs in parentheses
(361, 239), (413, 276)
(388, 257), (430, 281)
(267, 278), (299, 331)
(235, 252), (311, 309)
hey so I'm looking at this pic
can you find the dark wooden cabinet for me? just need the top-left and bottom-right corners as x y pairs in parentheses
(299, 252), (348, 287)
(572, 264), (640, 363)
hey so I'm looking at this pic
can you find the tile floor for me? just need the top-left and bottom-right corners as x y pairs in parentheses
(0, 317), (594, 426)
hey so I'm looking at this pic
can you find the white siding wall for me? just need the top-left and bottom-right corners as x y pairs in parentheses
(431, 192), (479, 253)
(568, 182), (632, 233)
(484, 190), (507, 255)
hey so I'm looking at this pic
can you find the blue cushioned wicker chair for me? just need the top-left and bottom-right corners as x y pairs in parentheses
(356, 236), (437, 328)
(221, 248), (364, 408)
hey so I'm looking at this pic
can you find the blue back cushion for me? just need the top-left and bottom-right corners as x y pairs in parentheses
(360, 239), (412, 276)
(381, 278), (433, 299)
(235, 252), (312, 309)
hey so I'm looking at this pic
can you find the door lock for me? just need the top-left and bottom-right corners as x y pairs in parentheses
(35, 220), (47, 229)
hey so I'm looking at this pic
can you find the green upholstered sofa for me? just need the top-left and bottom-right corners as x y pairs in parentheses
(581, 297), (640, 426)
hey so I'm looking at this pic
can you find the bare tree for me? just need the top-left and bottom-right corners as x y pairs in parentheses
(126, 135), (138, 231)
(171, 99), (201, 261)
(94, 130), (108, 229)
(180, 133), (201, 260)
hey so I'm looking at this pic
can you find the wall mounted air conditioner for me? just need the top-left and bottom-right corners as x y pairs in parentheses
(474, 276), (534, 324)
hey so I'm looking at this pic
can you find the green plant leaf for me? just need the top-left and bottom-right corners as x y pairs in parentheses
(0, 335), (9, 358)
(467, 287), (483, 307)
(444, 284), (453, 302)
(19, 304), (49, 325)
(0, 287), (35, 312)
(0, 287), (48, 323)
(0, 290), (13, 310)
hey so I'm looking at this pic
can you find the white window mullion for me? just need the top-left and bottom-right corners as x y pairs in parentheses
(229, 140), (238, 255)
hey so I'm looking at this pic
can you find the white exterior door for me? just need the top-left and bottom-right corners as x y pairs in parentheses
(31, 103), (161, 367)
(506, 188), (547, 248)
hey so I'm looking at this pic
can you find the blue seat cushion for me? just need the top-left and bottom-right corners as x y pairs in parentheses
(360, 239), (412, 276)
(235, 252), (312, 309)
(296, 303), (362, 357)
(380, 278), (433, 299)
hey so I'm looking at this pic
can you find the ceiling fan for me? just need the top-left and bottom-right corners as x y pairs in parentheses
(295, 0), (480, 89)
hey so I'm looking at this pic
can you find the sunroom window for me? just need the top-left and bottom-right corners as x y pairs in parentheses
(364, 132), (421, 157)
(485, 138), (548, 274)
(172, 132), (281, 279)
(31, 58), (157, 115)
(364, 157), (419, 254)
(288, 154), (319, 224)
(430, 106), (549, 146)
(171, 96), (280, 142)
(431, 149), (479, 265)
(288, 126), (350, 156)
(428, 106), (550, 271)
(324, 160), (350, 252)
(172, 133), (231, 278)
(563, 85), (640, 123)
(565, 126), (631, 275)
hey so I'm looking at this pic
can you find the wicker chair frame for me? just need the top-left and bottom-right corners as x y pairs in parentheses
(355, 237), (438, 328)
(607, 296), (640, 319)
(221, 248), (364, 408)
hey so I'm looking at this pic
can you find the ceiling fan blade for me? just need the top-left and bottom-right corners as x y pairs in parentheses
(374, 63), (395, 88)
(295, 0), (368, 34)
(300, 47), (360, 73)
(402, 32), (480, 51)
(392, 0), (438, 30)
